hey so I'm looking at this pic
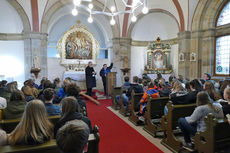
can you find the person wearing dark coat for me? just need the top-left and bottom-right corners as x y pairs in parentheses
(54, 97), (92, 137)
(85, 61), (96, 96)
(100, 62), (113, 95)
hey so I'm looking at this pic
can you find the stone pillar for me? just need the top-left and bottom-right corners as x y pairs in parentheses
(112, 37), (131, 86)
(23, 32), (48, 83)
(178, 31), (191, 79)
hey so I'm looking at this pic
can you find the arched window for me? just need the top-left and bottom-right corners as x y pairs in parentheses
(215, 2), (230, 76)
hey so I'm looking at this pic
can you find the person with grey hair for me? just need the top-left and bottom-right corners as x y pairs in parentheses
(56, 120), (90, 153)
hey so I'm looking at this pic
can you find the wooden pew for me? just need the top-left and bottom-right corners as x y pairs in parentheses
(0, 125), (100, 153)
(0, 115), (61, 133)
(128, 91), (143, 125)
(161, 102), (196, 152)
(0, 109), (2, 121)
(111, 86), (122, 110)
(193, 114), (230, 153)
(143, 96), (169, 137)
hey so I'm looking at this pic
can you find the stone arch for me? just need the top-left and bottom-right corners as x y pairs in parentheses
(127, 9), (180, 38)
(191, 0), (227, 31)
(40, 0), (119, 38)
(7, 0), (31, 32)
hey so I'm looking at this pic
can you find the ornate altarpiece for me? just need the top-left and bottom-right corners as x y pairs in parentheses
(57, 22), (99, 71)
(144, 36), (172, 74)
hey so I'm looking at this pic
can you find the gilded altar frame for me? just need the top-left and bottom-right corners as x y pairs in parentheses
(145, 36), (172, 74)
(57, 23), (99, 69)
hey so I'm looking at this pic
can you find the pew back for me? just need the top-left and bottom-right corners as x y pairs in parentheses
(194, 114), (230, 153)
(0, 125), (100, 153)
(0, 115), (61, 133)
(161, 102), (196, 152)
(111, 86), (122, 110)
(149, 97), (169, 119)
(0, 109), (2, 120)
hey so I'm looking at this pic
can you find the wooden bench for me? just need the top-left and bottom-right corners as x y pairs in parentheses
(143, 96), (169, 137)
(161, 102), (196, 152)
(111, 86), (122, 110)
(0, 109), (2, 120)
(0, 115), (61, 133)
(128, 91), (143, 125)
(0, 125), (100, 153)
(193, 114), (230, 153)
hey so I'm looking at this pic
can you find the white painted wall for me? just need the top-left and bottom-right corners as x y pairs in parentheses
(131, 12), (179, 41)
(0, 41), (25, 88)
(131, 46), (147, 79)
(0, 0), (23, 33)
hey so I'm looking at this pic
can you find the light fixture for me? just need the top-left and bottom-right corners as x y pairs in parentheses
(71, 0), (148, 24)
(110, 16), (116, 25)
(72, 8), (78, 16)
(88, 15), (93, 23)
(142, 6), (149, 14)
(111, 6), (116, 13)
(88, 3), (93, 9)
(73, 0), (81, 6)
(131, 14), (137, 22)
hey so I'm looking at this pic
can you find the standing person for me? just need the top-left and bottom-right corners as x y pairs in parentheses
(100, 62), (113, 96)
(85, 61), (96, 96)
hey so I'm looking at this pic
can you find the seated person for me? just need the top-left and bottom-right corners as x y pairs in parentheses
(43, 88), (61, 116)
(185, 79), (203, 104)
(38, 80), (60, 104)
(38, 77), (47, 90)
(21, 85), (35, 102)
(203, 73), (216, 85)
(54, 97), (92, 137)
(8, 100), (53, 145)
(158, 80), (171, 97)
(3, 90), (26, 119)
(170, 81), (188, 104)
(139, 82), (159, 115)
(0, 97), (7, 109)
(24, 79), (39, 98)
(222, 87), (230, 116)
(66, 83), (87, 116)
(115, 76), (131, 105)
(56, 120), (90, 153)
(116, 76), (143, 112)
(0, 82), (18, 102)
(53, 78), (62, 93)
(203, 81), (222, 101)
(178, 91), (224, 147)
(58, 79), (70, 100)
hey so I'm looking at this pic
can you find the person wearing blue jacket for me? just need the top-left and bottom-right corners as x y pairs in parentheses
(100, 63), (113, 95)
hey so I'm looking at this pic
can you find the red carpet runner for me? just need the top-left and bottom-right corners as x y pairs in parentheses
(86, 99), (163, 153)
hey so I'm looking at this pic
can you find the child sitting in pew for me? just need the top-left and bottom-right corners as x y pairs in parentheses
(138, 82), (159, 117)
(178, 91), (224, 148)
(43, 88), (61, 116)
(3, 90), (27, 119)
(54, 97), (92, 137)
(56, 120), (90, 153)
(8, 100), (53, 145)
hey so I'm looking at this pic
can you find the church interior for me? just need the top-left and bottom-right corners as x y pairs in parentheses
(0, 0), (230, 153)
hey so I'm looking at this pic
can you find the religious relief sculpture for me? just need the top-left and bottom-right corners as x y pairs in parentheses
(145, 36), (172, 74)
(57, 20), (99, 70)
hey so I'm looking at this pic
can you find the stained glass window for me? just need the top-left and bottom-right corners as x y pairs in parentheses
(217, 2), (230, 26)
(215, 36), (230, 75)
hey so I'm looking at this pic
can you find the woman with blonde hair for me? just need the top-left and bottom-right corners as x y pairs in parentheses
(178, 91), (223, 147)
(8, 100), (53, 145)
(21, 85), (35, 102)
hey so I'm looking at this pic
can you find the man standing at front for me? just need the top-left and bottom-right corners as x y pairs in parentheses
(85, 62), (96, 96)
(100, 63), (113, 96)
